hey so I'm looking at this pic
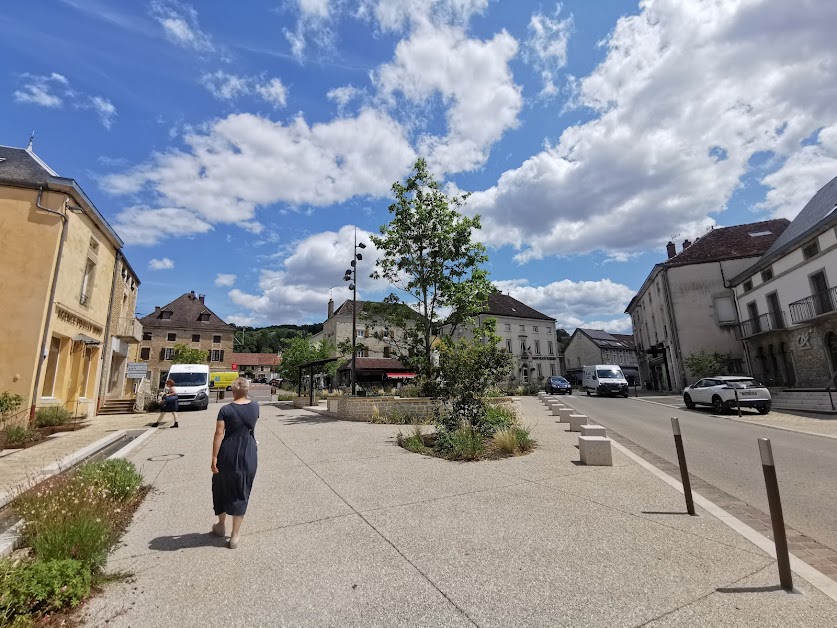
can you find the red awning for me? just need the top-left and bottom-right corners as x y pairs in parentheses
(386, 372), (417, 379)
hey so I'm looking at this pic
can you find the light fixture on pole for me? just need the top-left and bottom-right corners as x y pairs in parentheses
(343, 229), (366, 395)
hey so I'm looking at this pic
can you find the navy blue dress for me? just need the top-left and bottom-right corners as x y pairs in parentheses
(212, 401), (259, 516)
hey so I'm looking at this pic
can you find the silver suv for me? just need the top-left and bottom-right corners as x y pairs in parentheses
(683, 376), (771, 415)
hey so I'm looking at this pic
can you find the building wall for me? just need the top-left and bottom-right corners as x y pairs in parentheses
(319, 314), (411, 359)
(563, 333), (602, 371)
(99, 257), (142, 403)
(138, 327), (234, 390)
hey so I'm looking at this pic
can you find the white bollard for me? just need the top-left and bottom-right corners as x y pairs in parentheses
(568, 414), (588, 432)
(580, 424), (607, 438)
(579, 436), (613, 466)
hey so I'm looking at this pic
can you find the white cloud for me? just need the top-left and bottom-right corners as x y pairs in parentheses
(148, 257), (175, 270)
(13, 73), (69, 108)
(327, 85), (364, 114)
(215, 273), (237, 287)
(150, 0), (213, 52)
(374, 22), (522, 173)
(358, 0), (489, 33)
(283, 0), (337, 61)
(90, 96), (117, 129)
(201, 72), (288, 108)
(298, 0), (330, 18)
(228, 225), (382, 323)
(466, 0), (837, 261)
(112, 206), (213, 246)
(523, 4), (573, 97)
(492, 278), (634, 334)
(104, 109), (415, 238)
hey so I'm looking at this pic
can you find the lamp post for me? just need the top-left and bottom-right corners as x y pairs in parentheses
(343, 228), (366, 395)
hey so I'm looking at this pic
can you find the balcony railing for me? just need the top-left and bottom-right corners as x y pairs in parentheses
(116, 317), (143, 343)
(789, 287), (837, 324)
(736, 311), (786, 339)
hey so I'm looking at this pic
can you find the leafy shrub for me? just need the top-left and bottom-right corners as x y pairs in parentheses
(0, 392), (24, 419)
(274, 391), (295, 401)
(397, 425), (428, 454)
(479, 404), (516, 435)
(492, 425), (535, 455)
(513, 426), (535, 452)
(396, 385), (421, 398)
(0, 558), (91, 619)
(436, 424), (485, 461)
(28, 517), (113, 571)
(2, 425), (39, 448)
(34, 406), (72, 428)
(75, 459), (143, 502)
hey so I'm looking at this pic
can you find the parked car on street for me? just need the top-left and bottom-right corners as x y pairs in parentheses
(683, 376), (771, 415)
(269, 378), (282, 387)
(545, 376), (572, 395)
(254, 376), (268, 384)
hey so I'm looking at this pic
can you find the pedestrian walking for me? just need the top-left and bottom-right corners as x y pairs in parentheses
(155, 379), (179, 428)
(211, 377), (258, 549)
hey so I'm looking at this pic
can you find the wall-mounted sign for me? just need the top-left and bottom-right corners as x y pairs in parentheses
(126, 362), (148, 379)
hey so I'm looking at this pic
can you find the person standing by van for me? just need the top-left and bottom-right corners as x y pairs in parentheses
(155, 378), (179, 428)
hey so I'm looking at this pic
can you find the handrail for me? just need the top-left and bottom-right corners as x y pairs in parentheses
(826, 371), (837, 411)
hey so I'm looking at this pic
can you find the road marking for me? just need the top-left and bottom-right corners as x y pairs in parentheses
(610, 438), (837, 602)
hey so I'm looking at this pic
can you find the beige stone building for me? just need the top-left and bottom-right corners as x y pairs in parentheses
(563, 329), (639, 385)
(137, 292), (235, 390)
(0, 144), (137, 420)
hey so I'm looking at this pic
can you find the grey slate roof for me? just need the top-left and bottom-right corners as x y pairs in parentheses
(577, 328), (632, 349)
(480, 293), (555, 321)
(730, 175), (837, 283)
(139, 292), (233, 331)
(663, 219), (789, 267)
(0, 145), (57, 186)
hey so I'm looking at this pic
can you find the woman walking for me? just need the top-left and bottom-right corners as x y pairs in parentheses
(155, 379), (179, 428)
(211, 377), (258, 549)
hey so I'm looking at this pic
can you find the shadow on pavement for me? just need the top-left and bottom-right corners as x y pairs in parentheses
(641, 511), (692, 516)
(280, 414), (341, 425)
(149, 532), (228, 552)
(715, 585), (787, 594)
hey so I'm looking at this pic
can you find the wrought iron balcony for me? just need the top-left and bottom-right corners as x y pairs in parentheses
(789, 287), (837, 324)
(736, 312), (786, 339)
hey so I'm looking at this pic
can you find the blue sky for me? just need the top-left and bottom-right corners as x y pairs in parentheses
(3, 0), (837, 332)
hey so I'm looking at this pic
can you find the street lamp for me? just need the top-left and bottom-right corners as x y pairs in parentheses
(344, 228), (366, 395)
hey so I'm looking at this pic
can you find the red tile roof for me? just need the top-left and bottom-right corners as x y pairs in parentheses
(231, 353), (281, 366)
(664, 219), (790, 267)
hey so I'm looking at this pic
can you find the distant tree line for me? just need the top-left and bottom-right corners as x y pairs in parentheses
(233, 324), (324, 354)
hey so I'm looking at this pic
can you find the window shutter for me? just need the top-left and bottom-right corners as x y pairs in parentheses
(159, 348), (165, 360)
(220, 350), (225, 362)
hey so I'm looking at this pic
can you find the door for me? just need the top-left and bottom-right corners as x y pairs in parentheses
(811, 271), (832, 315)
(766, 293), (784, 329)
(689, 379), (707, 404)
(746, 302), (761, 334)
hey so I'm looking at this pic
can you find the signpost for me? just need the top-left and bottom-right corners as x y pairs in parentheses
(125, 362), (147, 379)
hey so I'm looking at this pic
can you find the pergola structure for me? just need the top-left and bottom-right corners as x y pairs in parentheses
(296, 357), (340, 406)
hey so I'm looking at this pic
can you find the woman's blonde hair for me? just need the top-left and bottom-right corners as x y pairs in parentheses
(231, 377), (250, 398)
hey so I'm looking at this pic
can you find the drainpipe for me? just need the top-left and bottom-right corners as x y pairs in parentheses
(30, 188), (69, 422)
(97, 250), (122, 413)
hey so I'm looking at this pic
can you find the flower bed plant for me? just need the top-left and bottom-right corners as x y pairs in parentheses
(33, 407), (73, 428)
(2, 459), (147, 625)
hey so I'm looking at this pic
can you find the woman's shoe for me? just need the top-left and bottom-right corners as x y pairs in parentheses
(170, 422), (179, 428)
(151, 422), (160, 428)
(211, 523), (225, 537)
(228, 535), (239, 549)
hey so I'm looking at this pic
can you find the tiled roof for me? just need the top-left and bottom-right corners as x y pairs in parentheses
(731, 175), (837, 283)
(139, 292), (233, 331)
(331, 299), (418, 320)
(480, 293), (555, 321)
(664, 218), (790, 267)
(611, 333), (636, 350)
(231, 353), (280, 366)
(0, 145), (56, 186)
(337, 357), (408, 371)
(578, 328), (632, 349)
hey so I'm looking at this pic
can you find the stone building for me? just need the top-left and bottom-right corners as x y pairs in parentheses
(0, 144), (138, 420)
(137, 291), (235, 390)
(626, 218), (790, 391)
(231, 353), (281, 380)
(563, 329), (639, 385)
(730, 175), (837, 390)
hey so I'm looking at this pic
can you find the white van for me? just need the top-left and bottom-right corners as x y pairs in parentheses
(166, 364), (211, 410)
(583, 365), (629, 398)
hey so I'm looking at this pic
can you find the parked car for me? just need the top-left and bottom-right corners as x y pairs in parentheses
(269, 378), (282, 387)
(683, 376), (771, 415)
(545, 376), (572, 395)
(254, 376), (268, 384)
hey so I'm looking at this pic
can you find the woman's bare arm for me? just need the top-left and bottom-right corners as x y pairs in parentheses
(211, 420), (224, 473)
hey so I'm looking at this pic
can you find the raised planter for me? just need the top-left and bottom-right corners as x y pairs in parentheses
(327, 396), (515, 422)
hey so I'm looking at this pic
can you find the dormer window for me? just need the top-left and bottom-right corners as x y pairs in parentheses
(198, 312), (210, 322)
(160, 309), (173, 320)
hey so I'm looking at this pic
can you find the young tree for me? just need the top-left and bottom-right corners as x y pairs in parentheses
(370, 158), (494, 393)
(684, 350), (726, 379)
(171, 343), (208, 364)
(278, 336), (337, 386)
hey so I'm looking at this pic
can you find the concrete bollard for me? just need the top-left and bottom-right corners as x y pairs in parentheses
(568, 414), (588, 432)
(580, 424), (607, 437)
(579, 436), (613, 466)
(551, 404), (568, 416)
(557, 407), (574, 423)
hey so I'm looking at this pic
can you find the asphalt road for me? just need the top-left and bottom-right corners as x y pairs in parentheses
(565, 393), (837, 553)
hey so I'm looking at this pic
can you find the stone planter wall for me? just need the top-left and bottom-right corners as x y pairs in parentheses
(327, 396), (516, 422)
(293, 394), (318, 408)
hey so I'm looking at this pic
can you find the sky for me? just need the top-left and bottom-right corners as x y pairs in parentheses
(3, 0), (837, 333)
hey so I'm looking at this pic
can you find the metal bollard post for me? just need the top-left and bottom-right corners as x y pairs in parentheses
(671, 417), (696, 516)
(758, 438), (793, 591)
(734, 387), (742, 417)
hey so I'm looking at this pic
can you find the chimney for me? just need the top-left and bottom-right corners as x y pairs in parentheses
(666, 241), (676, 259)
(682, 239), (692, 250)
(327, 298), (334, 319)
(198, 294), (205, 304)
(154, 306), (160, 312)
(190, 290), (196, 299)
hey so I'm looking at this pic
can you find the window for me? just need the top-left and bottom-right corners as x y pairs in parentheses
(550, 364), (555, 376)
(161, 310), (172, 320)
(80, 259), (96, 305)
(79, 348), (93, 398)
(383, 328), (390, 339)
(533, 326), (539, 333)
(210, 349), (224, 362)
(504, 323), (511, 331)
(506, 339), (512, 352)
(537, 364), (542, 378)
(521, 369), (529, 384)
(663, 325), (668, 338)
(167, 333), (177, 342)
(383, 347), (391, 358)
(743, 279), (753, 292)
(198, 312), (210, 322)
(520, 340), (527, 354)
(140, 347), (150, 360)
(534, 340), (541, 355)
(576, 356), (581, 366)
(213, 335), (221, 343)
(803, 241), (820, 260)
(162, 348), (175, 361)
(519, 325), (525, 332)
(714, 296), (737, 325)
(42, 336), (61, 397)
(357, 329), (365, 338)
(761, 267), (773, 282)
(546, 327), (552, 335)
(142, 331), (152, 341)
(547, 341), (554, 355)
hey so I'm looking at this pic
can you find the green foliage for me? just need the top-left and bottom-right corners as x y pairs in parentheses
(684, 350), (727, 379)
(396, 424), (429, 454)
(370, 158), (495, 394)
(435, 424), (485, 460)
(2, 425), (39, 448)
(0, 392), (24, 419)
(436, 319), (513, 433)
(170, 343), (208, 364)
(233, 324), (323, 354)
(395, 384), (421, 398)
(28, 517), (113, 571)
(34, 407), (72, 428)
(277, 336), (335, 385)
(75, 460), (143, 502)
(0, 559), (91, 620)
(492, 426), (535, 455)
(480, 404), (516, 435)
(274, 391), (295, 401)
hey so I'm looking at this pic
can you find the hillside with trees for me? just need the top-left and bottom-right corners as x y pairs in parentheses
(233, 324), (324, 354)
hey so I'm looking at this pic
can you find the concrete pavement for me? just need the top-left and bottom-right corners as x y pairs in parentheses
(80, 397), (837, 627)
